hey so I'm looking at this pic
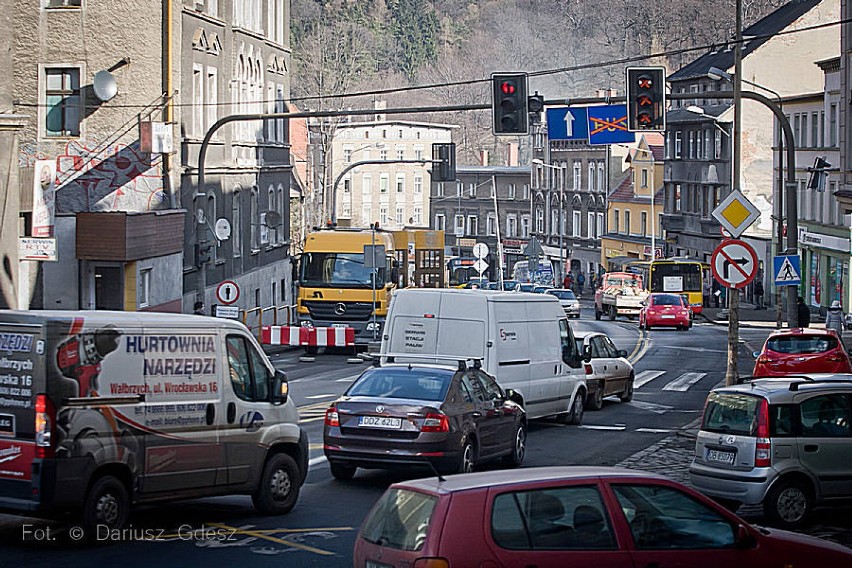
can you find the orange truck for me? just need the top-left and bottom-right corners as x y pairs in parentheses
(594, 271), (649, 321)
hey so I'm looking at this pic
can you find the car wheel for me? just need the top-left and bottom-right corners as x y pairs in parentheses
(457, 437), (476, 474)
(329, 461), (357, 481)
(587, 381), (604, 411)
(568, 391), (585, 425)
(252, 453), (301, 515)
(502, 421), (527, 467)
(620, 374), (634, 402)
(764, 478), (813, 528)
(595, 307), (601, 321)
(82, 475), (130, 536)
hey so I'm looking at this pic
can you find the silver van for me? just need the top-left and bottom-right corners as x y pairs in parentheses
(689, 376), (852, 528)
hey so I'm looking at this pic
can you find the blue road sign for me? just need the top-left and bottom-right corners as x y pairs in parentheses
(587, 104), (635, 145)
(545, 107), (589, 140)
(773, 254), (801, 287)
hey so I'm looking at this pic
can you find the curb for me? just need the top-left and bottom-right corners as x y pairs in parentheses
(698, 313), (779, 330)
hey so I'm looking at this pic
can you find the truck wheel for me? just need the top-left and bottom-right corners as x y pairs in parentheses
(252, 453), (301, 515)
(609, 306), (616, 321)
(595, 307), (602, 320)
(82, 475), (130, 536)
(329, 462), (357, 481)
(587, 382), (604, 411)
(568, 391), (585, 425)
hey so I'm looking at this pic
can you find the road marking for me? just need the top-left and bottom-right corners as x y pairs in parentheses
(309, 455), (328, 467)
(635, 428), (673, 433)
(628, 400), (674, 414)
(306, 394), (337, 399)
(578, 424), (626, 431)
(634, 370), (666, 388)
(627, 328), (649, 363)
(657, 345), (727, 354)
(206, 522), (336, 555)
(662, 372), (707, 392)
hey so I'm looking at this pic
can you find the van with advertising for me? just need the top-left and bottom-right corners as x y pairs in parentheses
(0, 310), (308, 535)
(380, 289), (587, 422)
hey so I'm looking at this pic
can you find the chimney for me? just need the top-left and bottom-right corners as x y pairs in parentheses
(373, 100), (386, 122)
(479, 150), (489, 166)
(507, 143), (519, 167)
(596, 88), (618, 99)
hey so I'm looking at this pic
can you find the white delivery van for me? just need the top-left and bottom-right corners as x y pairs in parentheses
(381, 289), (587, 422)
(0, 310), (308, 536)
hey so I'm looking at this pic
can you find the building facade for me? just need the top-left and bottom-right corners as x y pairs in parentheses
(9, 0), (294, 318)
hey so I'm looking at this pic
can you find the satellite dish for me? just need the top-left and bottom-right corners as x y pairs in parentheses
(214, 218), (232, 241)
(93, 70), (118, 102)
(264, 210), (282, 228)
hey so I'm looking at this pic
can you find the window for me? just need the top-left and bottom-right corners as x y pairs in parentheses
(523, 184), (530, 200)
(380, 175), (389, 193)
(588, 163), (596, 191)
(44, 67), (82, 137)
(232, 188), (242, 257)
(343, 147), (353, 163)
(226, 335), (271, 401)
(435, 182), (444, 197)
(468, 183), (476, 198)
(362, 174), (372, 197)
(613, 209), (619, 233)
(597, 213), (604, 237)
(487, 214), (496, 236)
(139, 268), (151, 308)
(342, 178), (351, 194)
(573, 161), (581, 189)
(688, 131), (695, 159)
(508, 184), (516, 199)
(674, 131), (682, 158)
(597, 163), (605, 193)
(624, 210), (631, 235)
(414, 147), (423, 160)
(362, 204), (372, 225)
(521, 216), (530, 238)
(434, 213), (445, 230)
(641, 169), (648, 188)
(820, 110), (825, 147)
(491, 486), (616, 551)
(396, 174), (405, 193)
(703, 129), (710, 160)
(47, 0), (82, 7)
(396, 206), (404, 226)
(414, 175), (422, 194)
(613, 484), (735, 550)
(573, 211), (581, 237)
(551, 209), (559, 235)
(454, 214), (465, 236)
(413, 206), (422, 225)
(536, 207), (544, 233)
(380, 148), (388, 161)
(396, 147), (404, 161)
(507, 215), (517, 237)
(250, 187), (259, 251)
(456, 181), (463, 196)
(587, 212), (595, 238)
(811, 112), (820, 148)
(675, 184), (682, 210)
(467, 215), (478, 235)
(714, 129), (722, 159)
(640, 211), (647, 236)
(380, 206), (388, 226)
(829, 104), (838, 147)
(193, 65), (204, 137)
(360, 488), (437, 552)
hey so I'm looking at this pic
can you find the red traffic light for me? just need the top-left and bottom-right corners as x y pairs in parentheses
(501, 81), (516, 95)
(638, 77), (653, 89)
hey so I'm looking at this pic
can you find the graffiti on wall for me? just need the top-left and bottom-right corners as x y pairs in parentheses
(19, 140), (168, 213)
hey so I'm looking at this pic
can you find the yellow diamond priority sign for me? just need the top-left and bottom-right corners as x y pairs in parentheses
(711, 189), (760, 238)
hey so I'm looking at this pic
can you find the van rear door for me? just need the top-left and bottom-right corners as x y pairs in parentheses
(0, 321), (45, 498)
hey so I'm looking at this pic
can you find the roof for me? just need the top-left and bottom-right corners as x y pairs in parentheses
(395, 466), (665, 494)
(608, 173), (665, 203)
(668, 0), (822, 81)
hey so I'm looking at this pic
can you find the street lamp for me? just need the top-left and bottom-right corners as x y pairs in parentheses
(532, 158), (567, 286)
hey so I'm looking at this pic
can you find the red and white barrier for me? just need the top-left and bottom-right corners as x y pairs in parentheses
(261, 326), (355, 347)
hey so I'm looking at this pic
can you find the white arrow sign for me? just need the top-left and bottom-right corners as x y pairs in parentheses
(564, 111), (575, 137)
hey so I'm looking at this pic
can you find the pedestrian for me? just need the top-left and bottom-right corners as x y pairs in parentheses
(754, 280), (764, 310)
(577, 272), (585, 292)
(562, 273), (571, 290)
(703, 279), (712, 308)
(825, 300), (844, 337)
(711, 280), (721, 308)
(590, 272), (597, 291)
(797, 296), (811, 328)
(193, 300), (205, 315)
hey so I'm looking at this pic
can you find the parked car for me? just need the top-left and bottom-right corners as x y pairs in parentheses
(463, 276), (489, 289)
(575, 332), (635, 410)
(639, 293), (692, 331)
(845, 312), (852, 330)
(501, 279), (521, 291)
(323, 358), (527, 479)
(533, 285), (553, 294)
(752, 327), (852, 377)
(690, 375), (852, 528)
(680, 294), (695, 325)
(519, 282), (536, 292)
(354, 466), (852, 568)
(547, 288), (581, 318)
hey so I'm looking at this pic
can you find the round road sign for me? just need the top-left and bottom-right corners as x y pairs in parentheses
(216, 280), (240, 305)
(473, 242), (490, 259)
(711, 239), (759, 289)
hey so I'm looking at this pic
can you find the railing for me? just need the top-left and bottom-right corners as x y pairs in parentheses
(243, 304), (296, 340)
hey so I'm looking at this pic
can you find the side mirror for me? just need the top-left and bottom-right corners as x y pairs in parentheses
(270, 369), (289, 405)
(582, 344), (592, 363)
(734, 524), (757, 550)
(505, 388), (523, 406)
(618, 349), (628, 358)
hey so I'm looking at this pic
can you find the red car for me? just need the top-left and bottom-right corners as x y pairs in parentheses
(752, 327), (852, 377)
(639, 293), (691, 331)
(353, 467), (852, 568)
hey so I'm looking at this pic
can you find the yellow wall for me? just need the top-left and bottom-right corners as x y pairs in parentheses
(124, 261), (136, 311)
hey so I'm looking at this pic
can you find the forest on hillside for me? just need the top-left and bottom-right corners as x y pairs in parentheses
(290, 0), (787, 163)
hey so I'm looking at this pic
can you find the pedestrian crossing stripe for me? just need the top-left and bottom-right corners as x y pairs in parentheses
(633, 370), (709, 392)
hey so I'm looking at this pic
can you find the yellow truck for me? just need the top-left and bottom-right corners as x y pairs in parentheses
(296, 227), (443, 344)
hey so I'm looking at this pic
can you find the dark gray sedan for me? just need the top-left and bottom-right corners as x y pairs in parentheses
(323, 361), (527, 479)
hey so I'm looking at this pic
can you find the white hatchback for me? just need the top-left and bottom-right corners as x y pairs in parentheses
(574, 331), (635, 410)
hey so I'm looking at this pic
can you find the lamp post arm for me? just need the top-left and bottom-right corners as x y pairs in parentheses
(330, 159), (430, 223)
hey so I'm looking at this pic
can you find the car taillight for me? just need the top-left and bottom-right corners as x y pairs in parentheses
(413, 558), (449, 568)
(757, 355), (774, 365)
(754, 398), (771, 467)
(324, 407), (339, 427)
(421, 412), (449, 432)
(35, 394), (55, 459)
(584, 363), (593, 375)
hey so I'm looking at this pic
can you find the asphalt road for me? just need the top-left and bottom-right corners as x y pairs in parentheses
(0, 312), (846, 566)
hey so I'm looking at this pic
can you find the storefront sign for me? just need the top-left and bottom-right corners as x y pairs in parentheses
(798, 228), (850, 253)
(18, 237), (57, 261)
(456, 238), (476, 248)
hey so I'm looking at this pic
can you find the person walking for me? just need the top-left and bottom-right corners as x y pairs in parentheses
(703, 279), (712, 308)
(825, 300), (844, 337)
(797, 296), (811, 328)
(754, 280), (764, 310)
(562, 272), (571, 290)
(577, 272), (585, 292)
(711, 280), (721, 308)
(590, 272), (597, 291)
(193, 300), (205, 315)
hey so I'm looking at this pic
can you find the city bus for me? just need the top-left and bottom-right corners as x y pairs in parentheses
(634, 258), (706, 315)
(447, 257), (479, 287)
(512, 259), (555, 286)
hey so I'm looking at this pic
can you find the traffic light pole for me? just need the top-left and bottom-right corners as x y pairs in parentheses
(330, 159), (431, 224)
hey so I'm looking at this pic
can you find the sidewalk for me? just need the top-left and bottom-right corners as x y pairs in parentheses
(700, 302), (787, 329)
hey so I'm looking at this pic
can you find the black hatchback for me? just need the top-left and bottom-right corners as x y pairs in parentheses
(323, 361), (527, 480)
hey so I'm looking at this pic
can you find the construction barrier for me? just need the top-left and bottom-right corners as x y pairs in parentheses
(261, 325), (355, 347)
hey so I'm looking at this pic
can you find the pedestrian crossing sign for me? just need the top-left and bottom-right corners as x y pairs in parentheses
(773, 254), (801, 286)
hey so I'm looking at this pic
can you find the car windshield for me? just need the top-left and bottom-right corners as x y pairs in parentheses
(606, 276), (639, 287)
(519, 283), (535, 292)
(702, 392), (761, 436)
(502, 281), (520, 291)
(360, 488), (437, 551)
(766, 335), (839, 354)
(548, 290), (577, 300)
(652, 294), (682, 306)
(346, 368), (452, 401)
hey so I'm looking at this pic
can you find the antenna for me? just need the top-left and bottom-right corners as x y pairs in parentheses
(92, 70), (118, 102)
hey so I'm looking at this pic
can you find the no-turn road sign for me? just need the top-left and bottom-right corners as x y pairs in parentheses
(711, 239), (759, 289)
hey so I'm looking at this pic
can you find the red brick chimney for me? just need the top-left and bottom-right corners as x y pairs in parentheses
(479, 150), (489, 166)
(507, 143), (518, 167)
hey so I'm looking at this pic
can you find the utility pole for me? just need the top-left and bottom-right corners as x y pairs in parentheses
(726, 0), (743, 386)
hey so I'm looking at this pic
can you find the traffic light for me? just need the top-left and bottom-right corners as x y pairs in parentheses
(194, 242), (213, 267)
(807, 156), (832, 192)
(492, 73), (529, 135)
(626, 67), (666, 132)
(431, 142), (456, 182)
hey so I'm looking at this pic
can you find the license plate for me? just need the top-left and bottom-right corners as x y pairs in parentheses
(359, 416), (402, 429)
(331, 323), (348, 328)
(662, 314), (675, 319)
(706, 448), (735, 465)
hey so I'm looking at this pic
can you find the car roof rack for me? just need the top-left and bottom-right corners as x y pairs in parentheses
(789, 377), (852, 391)
(735, 375), (811, 386)
(372, 352), (483, 371)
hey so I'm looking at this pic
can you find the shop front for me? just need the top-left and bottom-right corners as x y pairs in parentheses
(798, 228), (850, 312)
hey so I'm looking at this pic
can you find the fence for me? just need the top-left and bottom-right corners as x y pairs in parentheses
(243, 304), (296, 340)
